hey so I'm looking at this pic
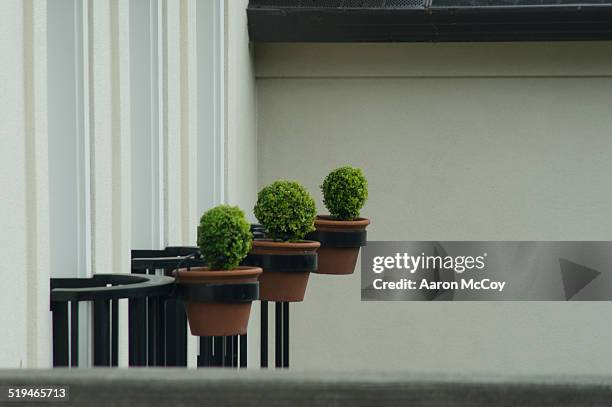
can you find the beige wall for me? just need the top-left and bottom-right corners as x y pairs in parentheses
(255, 42), (612, 373)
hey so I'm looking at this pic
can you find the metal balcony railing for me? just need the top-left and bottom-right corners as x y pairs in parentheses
(50, 273), (174, 367)
(250, 224), (290, 368)
(131, 247), (250, 368)
(51, 225), (294, 369)
(130, 246), (203, 366)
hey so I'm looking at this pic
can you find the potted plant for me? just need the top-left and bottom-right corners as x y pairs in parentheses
(244, 180), (319, 302)
(174, 205), (262, 336)
(307, 166), (370, 275)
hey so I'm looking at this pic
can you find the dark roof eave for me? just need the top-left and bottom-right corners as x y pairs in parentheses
(247, 5), (612, 42)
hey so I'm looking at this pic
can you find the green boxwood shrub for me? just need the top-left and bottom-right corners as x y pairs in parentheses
(197, 205), (252, 270)
(254, 180), (316, 242)
(321, 166), (368, 221)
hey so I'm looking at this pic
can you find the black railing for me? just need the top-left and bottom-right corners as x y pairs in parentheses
(260, 300), (290, 368)
(50, 273), (174, 367)
(51, 226), (295, 369)
(251, 224), (291, 368)
(132, 247), (249, 368)
(130, 247), (204, 366)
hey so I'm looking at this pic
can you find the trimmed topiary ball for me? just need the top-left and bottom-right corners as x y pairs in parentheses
(254, 180), (316, 242)
(197, 205), (252, 270)
(321, 166), (368, 221)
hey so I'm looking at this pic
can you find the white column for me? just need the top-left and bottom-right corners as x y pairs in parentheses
(197, 0), (225, 212)
(26, 0), (51, 370)
(130, 0), (164, 250)
(47, 0), (93, 366)
(115, 1), (132, 276)
(184, 0), (199, 243)
(89, 0), (132, 276)
(166, 0), (200, 367)
(88, 0), (132, 367)
(165, 0), (198, 247)
(48, 0), (90, 280)
(0, 0), (50, 368)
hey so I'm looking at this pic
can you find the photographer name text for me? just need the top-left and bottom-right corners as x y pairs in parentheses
(371, 252), (506, 292)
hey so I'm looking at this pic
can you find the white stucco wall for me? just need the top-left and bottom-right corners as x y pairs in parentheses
(225, 0), (258, 216)
(2, 0), (221, 369)
(0, 0), (50, 368)
(255, 42), (612, 374)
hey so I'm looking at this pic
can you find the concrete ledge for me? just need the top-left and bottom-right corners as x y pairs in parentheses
(1, 369), (612, 407)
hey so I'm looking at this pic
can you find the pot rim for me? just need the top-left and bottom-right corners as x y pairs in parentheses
(252, 238), (320, 250)
(173, 265), (262, 279)
(315, 215), (370, 228)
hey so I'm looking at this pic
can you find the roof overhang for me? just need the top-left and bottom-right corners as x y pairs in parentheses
(248, 1), (612, 42)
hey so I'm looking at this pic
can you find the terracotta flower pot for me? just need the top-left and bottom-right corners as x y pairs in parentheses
(174, 266), (262, 336)
(308, 215), (370, 275)
(245, 239), (320, 302)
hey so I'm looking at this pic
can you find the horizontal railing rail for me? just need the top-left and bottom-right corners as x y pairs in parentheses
(51, 274), (174, 301)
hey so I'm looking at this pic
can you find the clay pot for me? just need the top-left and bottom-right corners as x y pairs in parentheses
(310, 216), (370, 275)
(174, 266), (262, 336)
(248, 239), (320, 302)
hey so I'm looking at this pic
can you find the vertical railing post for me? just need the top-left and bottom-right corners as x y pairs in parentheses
(260, 300), (268, 368)
(283, 302), (289, 368)
(128, 297), (147, 366)
(165, 298), (187, 366)
(156, 297), (166, 366)
(52, 301), (69, 367)
(213, 336), (223, 366)
(147, 296), (158, 366)
(70, 301), (79, 367)
(163, 263), (187, 367)
(224, 336), (233, 367)
(239, 334), (247, 368)
(93, 300), (111, 366)
(233, 336), (239, 367)
(175, 299), (187, 366)
(111, 299), (119, 367)
(275, 302), (282, 368)
(198, 336), (212, 367)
